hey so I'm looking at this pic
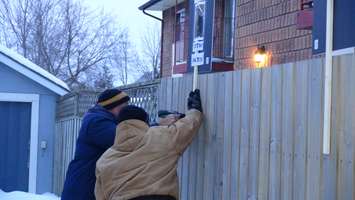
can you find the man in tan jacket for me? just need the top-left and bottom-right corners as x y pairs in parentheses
(95, 90), (203, 200)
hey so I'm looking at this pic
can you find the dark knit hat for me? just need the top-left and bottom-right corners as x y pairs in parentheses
(117, 105), (149, 124)
(97, 89), (130, 110)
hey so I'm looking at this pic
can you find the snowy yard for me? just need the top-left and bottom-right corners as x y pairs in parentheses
(0, 190), (60, 200)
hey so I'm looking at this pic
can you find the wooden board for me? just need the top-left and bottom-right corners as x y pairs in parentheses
(280, 63), (295, 200)
(258, 68), (272, 200)
(269, 65), (282, 200)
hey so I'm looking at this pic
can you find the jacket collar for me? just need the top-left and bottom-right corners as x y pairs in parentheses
(87, 104), (117, 122)
(114, 120), (150, 152)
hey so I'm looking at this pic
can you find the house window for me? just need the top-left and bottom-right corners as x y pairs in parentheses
(194, 2), (206, 39)
(223, 0), (235, 58)
(175, 9), (186, 63)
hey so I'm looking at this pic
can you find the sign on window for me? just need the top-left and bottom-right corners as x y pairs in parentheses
(191, 52), (205, 66)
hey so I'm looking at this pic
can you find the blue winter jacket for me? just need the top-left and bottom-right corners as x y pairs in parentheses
(61, 105), (117, 200)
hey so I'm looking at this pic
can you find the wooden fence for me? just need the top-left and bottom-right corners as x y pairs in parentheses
(158, 54), (354, 200)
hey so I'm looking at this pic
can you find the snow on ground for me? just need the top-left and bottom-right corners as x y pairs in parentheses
(0, 190), (60, 200)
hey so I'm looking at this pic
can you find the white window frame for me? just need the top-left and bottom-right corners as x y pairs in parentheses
(0, 93), (39, 193)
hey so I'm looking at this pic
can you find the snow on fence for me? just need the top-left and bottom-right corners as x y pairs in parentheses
(158, 54), (354, 200)
(53, 80), (160, 195)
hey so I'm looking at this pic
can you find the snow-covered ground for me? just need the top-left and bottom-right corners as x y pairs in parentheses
(0, 190), (60, 200)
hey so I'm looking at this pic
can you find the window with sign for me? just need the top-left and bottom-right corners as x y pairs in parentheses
(175, 9), (186, 63)
(194, 2), (205, 39)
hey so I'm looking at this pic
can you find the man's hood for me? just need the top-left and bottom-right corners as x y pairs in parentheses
(114, 120), (150, 152)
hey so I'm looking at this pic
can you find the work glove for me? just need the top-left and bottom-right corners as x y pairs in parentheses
(158, 110), (186, 119)
(187, 89), (203, 112)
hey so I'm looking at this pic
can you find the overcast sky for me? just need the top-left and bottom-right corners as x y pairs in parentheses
(83, 0), (161, 51)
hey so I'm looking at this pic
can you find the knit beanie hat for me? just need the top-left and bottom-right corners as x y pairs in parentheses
(97, 89), (130, 110)
(117, 105), (149, 124)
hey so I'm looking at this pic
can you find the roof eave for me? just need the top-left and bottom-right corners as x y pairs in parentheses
(139, 0), (162, 11)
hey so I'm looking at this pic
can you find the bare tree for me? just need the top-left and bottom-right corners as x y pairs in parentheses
(140, 22), (161, 79)
(0, 0), (123, 89)
(109, 30), (139, 86)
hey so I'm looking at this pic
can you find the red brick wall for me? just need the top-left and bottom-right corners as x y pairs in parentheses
(235, 0), (313, 68)
(162, 8), (174, 77)
(161, 2), (190, 78)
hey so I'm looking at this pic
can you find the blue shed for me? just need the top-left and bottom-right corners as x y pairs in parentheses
(0, 46), (69, 194)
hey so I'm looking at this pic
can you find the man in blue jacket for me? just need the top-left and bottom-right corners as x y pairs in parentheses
(61, 89), (130, 200)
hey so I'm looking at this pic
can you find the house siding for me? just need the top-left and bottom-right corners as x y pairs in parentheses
(0, 63), (58, 193)
(235, 0), (312, 68)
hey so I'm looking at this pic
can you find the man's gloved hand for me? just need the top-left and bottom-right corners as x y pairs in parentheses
(187, 89), (203, 112)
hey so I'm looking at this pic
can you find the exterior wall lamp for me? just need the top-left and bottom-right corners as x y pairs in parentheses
(254, 46), (269, 68)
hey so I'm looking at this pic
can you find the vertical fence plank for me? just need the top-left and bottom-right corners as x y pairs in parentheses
(322, 57), (338, 200)
(196, 74), (208, 200)
(248, 69), (261, 200)
(239, 69), (251, 200)
(306, 59), (323, 200)
(214, 73), (226, 200)
(281, 63), (295, 200)
(352, 54), (355, 200)
(203, 73), (217, 200)
(159, 78), (167, 110)
(231, 70), (242, 200)
(336, 55), (354, 200)
(166, 78), (173, 110)
(293, 61), (309, 200)
(180, 76), (189, 200)
(222, 72), (233, 200)
(269, 66), (282, 200)
(258, 68), (272, 200)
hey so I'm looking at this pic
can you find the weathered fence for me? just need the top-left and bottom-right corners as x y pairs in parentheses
(52, 80), (160, 194)
(158, 54), (354, 200)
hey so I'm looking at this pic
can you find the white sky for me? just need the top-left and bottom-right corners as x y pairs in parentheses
(83, 0), (161, 51)
(82, 0), (161, 86)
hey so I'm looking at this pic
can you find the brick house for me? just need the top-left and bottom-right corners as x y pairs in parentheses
(139, 0), (355, 78)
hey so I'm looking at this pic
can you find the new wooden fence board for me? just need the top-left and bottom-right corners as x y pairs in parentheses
(248, 69), (262, 200)
(239, 69), (251, 200)
(159, 78), (167, 110)
(269, 66), (282, 200)
(352, 54), (355, 200)
(231, 71), (242, 199)
(335, 55), (346, 200)
(187, 75), (200, 200)
(280, 63), (295, 200)
(336, 55), (354, 200)
(342, 55), (354, 200)
(203, 73), (218, 200)
(181, 76), (191, 200)
(222, 72), (233, 200)
(306, 59), (323, 200)
(258, 68), (272, 200)
(210, 73), (226, 200)
(293, 61), (308, 200)
(166, 78), (173, 110)
(322, 57), (339, 200)
(196, 74), (208, 200)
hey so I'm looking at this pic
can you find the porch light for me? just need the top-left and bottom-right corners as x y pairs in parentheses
(254, 46), (268, 67)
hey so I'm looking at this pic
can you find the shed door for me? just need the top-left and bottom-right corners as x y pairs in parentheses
(0, 102), (31, 192)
